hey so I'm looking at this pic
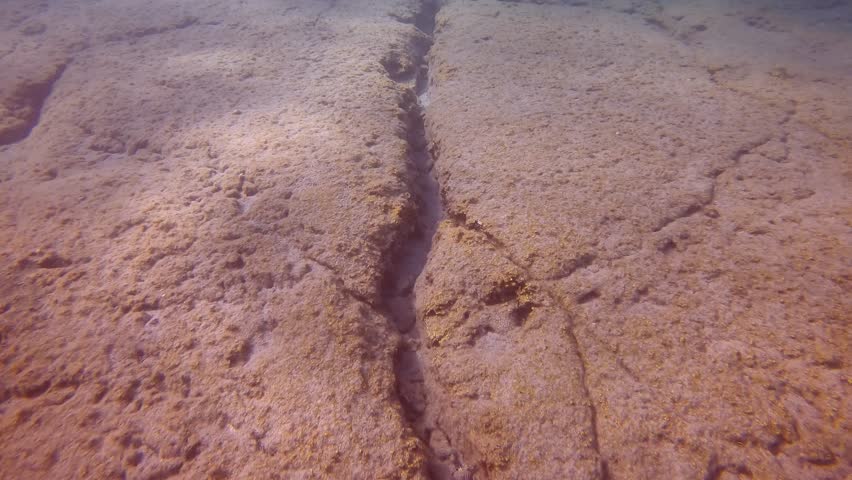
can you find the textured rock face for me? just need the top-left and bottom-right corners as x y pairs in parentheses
(0, 0), (435, 478)
(417, 0), (850, 478)
(1, 0), (849, 479)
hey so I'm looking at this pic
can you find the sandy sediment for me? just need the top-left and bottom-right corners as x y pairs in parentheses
(0, 0), (849, 479)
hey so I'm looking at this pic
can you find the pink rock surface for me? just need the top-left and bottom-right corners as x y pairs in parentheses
(415, 1), (850, 478)
(0, 1), (436, 478)
(0, 0), (849, 479)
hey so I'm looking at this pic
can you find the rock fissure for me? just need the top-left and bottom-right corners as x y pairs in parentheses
(654, 134), (777, 233)
(379, 1), (463, 478)
(439, 211), (609, 475)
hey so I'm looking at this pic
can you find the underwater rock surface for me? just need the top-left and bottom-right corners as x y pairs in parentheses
(0, 0), (849, 479)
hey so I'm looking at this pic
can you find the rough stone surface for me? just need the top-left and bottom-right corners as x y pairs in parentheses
(418, 0), (850, 478)
(1, 0), (849, 479)
(0, 1), (434, 478)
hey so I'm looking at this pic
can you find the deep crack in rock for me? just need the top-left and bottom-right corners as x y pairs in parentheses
(441, 212), (610, 476)
(380, 1), (461, 478)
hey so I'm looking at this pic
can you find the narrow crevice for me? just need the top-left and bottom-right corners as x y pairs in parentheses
(385, 2), (604, 475)
(442, 213), (610, 474)
(654, 134), (775, 233)
(379, 1), (466, 478)
(565, 323), (606, 476)
(381, 0), (442, 336)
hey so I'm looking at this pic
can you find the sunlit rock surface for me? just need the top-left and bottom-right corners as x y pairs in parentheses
(418, 1), (850, 478)
(0, 1), (434, 478)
